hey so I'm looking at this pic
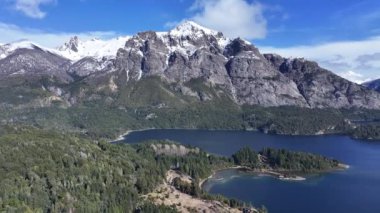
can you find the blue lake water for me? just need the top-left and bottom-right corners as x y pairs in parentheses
(122, 129), (380, 213)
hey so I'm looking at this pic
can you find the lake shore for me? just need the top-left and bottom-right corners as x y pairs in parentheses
(111, 127), (259, 143)
(199, 166), (306, 189)
(112, 128), (157, 142)
(200, 163), (350, 189)
(110, 128), (376, 213)
(115, 128), (351, 187)
(110, 126), (333, 144)
(111, 127), (379, 144)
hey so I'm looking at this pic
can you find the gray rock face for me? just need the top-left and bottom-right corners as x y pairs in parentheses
(224, 39), (307, 106)
(59, 36), (79, 52)
(115, 46), (144, 81)
(139, 31), (170, 76)
(265, 54), (380, 108)
(186, 48), (232, 91)
(68, 57), (114, 78)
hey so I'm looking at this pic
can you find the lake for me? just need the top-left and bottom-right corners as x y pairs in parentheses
(121, 129), (380, 213)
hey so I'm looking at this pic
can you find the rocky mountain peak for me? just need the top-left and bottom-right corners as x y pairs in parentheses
(264, 54), (316, 73)
(224, 38), (260, 58)
(59, 36), (80, 52)
(169, 21), (220, 38)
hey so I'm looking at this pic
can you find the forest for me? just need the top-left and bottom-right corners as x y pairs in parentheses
(1, 75), (380, 142)
(0, 125), (343, 212)
(232, 147), (339, 172)
(350, 124), (380, 140)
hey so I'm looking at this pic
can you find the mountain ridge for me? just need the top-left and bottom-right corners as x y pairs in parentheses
(1, 21), (380, 109)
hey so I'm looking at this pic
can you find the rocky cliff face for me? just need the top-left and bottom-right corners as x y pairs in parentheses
(224, 39), (307, 106)
(265, 54), (380, 108)
(0, 21), (379, 109)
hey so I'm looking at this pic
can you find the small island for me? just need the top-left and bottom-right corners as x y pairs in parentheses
(229, 147), (348, 181)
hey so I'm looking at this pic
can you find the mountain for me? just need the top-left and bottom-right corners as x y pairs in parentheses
(0, 40), (71, 81)
(1, 21), (380, 109)
(363, 79), (380, 92)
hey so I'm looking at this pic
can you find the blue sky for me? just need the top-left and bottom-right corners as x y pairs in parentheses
(0, 0), (380, 82)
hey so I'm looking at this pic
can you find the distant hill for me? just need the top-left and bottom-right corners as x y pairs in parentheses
(363, 79), (380, 92)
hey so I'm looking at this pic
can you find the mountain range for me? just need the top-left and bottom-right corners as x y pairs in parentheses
(1, 21), (380, 109)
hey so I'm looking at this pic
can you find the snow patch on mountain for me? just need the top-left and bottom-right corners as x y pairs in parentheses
(156, 21), (231, 57)
(170, 21), (230, 49)
(169, 21), (218, 38)
(1, 21), (231, 63)
(56, 36), (131, 61)
(156, 32), (198, 56)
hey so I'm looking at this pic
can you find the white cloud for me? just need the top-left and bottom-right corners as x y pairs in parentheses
(0, 22), (118, 48)
(189, 0), (267, 39)
(260, 36), (380, 83)
(338, 71), (371, 84)
(12, 0), (56, 19)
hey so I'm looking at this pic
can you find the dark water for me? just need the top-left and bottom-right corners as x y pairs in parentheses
(122, 129), (380, 213)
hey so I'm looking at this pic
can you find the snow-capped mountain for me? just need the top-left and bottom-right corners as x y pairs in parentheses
(0, 36), (131, 62)
(0, 40), (44, 59)
(0, 40), (71, 80)
(0, 21), (233, 63)
(1, 21), (380, 109)
(0, 21), (230, 62)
